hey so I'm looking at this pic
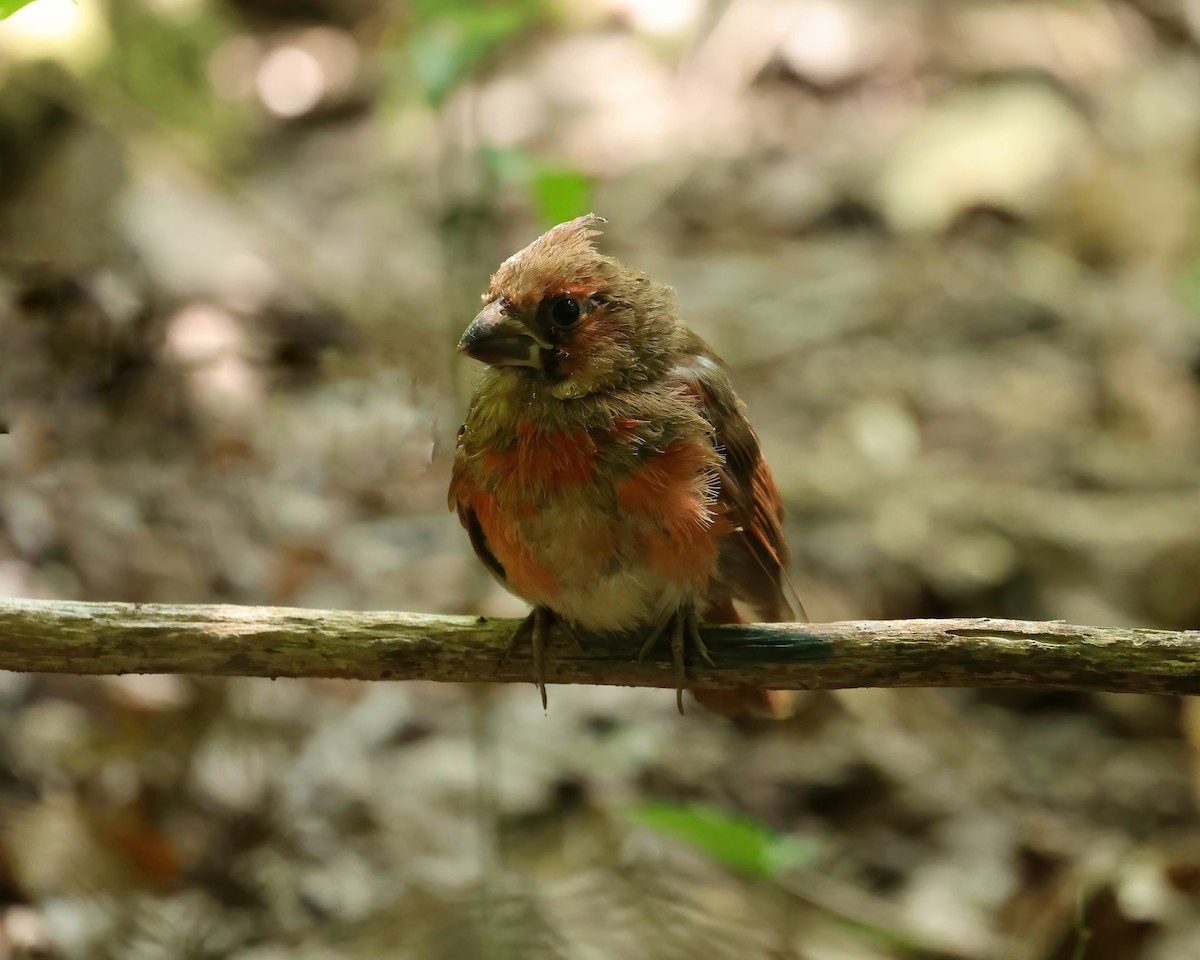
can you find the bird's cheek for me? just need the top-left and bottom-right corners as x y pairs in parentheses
(551, 378), (587, 400)
(542, 347), (584, 398)
(554, 346), (583, 377)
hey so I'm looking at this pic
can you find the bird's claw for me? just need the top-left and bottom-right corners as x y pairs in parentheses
(688, 616), (716, 669)
(639, 607), (713, 715)
(498, 607), (560, 710)
(558, 619), (588, 654)
(533, 610), (549, 709)
(498, 612), (532, 669)
(637, 619), (669, 662)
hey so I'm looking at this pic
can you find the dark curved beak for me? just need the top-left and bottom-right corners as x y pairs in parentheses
(458, 300), (547, 368)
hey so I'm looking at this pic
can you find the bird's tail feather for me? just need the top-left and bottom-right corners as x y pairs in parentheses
(692, 599), (795, 720)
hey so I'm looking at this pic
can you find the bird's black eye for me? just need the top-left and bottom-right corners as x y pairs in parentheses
(550, 297), (582, 327)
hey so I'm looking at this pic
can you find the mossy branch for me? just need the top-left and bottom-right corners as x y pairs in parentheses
(0, 598), (1198, 695)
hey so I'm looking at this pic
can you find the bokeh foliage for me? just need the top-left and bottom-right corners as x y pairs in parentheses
(1, 0), (1199, 958)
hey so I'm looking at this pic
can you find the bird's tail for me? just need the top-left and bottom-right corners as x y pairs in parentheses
(692, 686), (795, 720)
(691, 600), (795, 720)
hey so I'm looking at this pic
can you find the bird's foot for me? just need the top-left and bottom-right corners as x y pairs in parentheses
(638, 607), (715, 715)
(499, 607), (582, 710)
(557, 618), (589, 654)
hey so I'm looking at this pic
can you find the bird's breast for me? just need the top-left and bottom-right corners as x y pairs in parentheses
(468, 420), (724, 632)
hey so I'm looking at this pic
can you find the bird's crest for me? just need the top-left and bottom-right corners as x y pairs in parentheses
(486, 214), (616, 307)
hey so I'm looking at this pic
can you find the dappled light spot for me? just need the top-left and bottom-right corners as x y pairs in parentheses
(604, 0), (703, 36)
(166, 304), (262, 419)
(257, 45), (324, 118)
(0, 0), (108, 66)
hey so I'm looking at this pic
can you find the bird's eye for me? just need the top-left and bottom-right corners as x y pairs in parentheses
(550, 297), (582, 327)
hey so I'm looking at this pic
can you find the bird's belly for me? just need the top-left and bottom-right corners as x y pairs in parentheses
(489, 494), (709, 634)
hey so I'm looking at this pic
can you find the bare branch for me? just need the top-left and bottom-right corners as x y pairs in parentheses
(0, 598), (1197, 695)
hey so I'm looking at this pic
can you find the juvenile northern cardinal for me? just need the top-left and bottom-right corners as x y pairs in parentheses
(449, 215), (796, 718)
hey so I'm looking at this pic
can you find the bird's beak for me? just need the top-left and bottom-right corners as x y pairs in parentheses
(458, 300), (547, 368)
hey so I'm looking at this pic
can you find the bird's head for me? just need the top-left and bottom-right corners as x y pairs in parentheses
(458, 215), (684, 398)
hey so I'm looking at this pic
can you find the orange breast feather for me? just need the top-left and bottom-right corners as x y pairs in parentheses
(482, 421), (597, 494)
(453, 421), (605, 602)
(468, 487), (559, 600)
(617, 439), (724, 584)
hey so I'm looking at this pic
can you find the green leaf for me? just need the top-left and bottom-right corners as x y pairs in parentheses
(630, 803), (819, 880)
(531, 166), (592, 228)
(1175, 260), (1200, 318)
(409, 1), (541, 107)
(0, 0), (41, 19)
(480, 145), (529, 183)
(480, 149), (592, 228)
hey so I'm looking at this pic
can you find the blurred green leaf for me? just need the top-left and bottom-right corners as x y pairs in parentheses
(0, 0), (40, 19)
(100, 0), (241, 154)
(1175, 261), (1200, 319)
(480, 145), (529, 182)
(1072, 889), (1093, 960)
(532, 166), (592, 228)
(630, 803), (819, 880)
(410, 1), (541, 108)
(481, 148), (592, 227)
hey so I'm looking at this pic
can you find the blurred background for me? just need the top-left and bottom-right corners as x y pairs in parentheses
(1, 0), (1199, 956)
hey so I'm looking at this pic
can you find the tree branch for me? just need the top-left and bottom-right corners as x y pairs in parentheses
(0, 598), (1197, 695)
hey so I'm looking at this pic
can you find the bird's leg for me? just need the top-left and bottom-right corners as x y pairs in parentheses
(557, 618), (588, 653)
(638, 605), (716, 715)
(637, 615), (680, 710)
(498, 607), (556, 709)
(531, 607), (550, 709)
(687, 611), (716, 669)
(637, 617), (671, 662)
(670, 613), (685, 715)
(497, 610), (534, 668)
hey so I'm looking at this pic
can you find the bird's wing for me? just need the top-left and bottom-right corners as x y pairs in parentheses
(448, 423), (508, 585)
(672, 345), (794, 623)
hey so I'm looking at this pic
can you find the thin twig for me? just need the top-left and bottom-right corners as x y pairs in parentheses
(0, 599), (1197, 695)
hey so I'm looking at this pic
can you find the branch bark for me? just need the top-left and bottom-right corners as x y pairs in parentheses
(1, 598), (1198, 695)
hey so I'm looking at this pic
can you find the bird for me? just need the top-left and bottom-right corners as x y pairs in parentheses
(448, 215), (797, 718)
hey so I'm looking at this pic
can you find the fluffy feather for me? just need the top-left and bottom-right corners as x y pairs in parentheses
(450, 216), (795, 718)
